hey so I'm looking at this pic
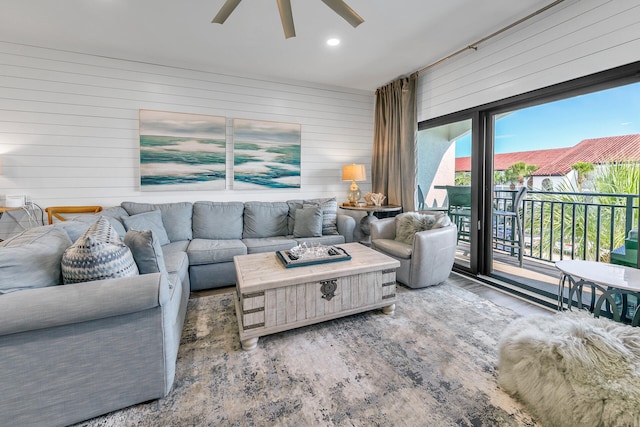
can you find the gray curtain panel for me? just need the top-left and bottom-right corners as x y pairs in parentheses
(372, 73), (418, 212)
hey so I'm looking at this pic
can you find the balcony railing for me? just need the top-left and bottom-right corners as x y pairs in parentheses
(494, 189), (639, 264)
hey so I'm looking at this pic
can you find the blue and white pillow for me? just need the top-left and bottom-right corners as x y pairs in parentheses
(61, 217), (139, 284)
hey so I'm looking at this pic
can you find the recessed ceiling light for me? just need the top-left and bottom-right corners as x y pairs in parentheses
(327, 38), (340, 46)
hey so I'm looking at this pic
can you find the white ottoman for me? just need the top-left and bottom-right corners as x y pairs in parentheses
(498, 311), (640, 427)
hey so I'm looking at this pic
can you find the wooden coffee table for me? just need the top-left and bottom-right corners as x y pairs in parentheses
(234, 242), (400, 350)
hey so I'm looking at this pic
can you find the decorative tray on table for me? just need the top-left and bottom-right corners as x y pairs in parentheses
(276, 244), (351, 268)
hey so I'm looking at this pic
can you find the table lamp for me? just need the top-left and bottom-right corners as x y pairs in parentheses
(342, 164), (366, 205)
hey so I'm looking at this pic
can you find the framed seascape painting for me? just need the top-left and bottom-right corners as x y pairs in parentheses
(139, 109), (226, 191)
(233, 118), (301, 189)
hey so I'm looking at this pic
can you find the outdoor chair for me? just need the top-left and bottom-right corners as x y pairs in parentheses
(445, 185), (471, 242)
(493, 186), (527, 267)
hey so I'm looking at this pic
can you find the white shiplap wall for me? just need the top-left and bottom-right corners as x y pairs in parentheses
(417, 0), (640, 121)
(0, 42), (374, 237)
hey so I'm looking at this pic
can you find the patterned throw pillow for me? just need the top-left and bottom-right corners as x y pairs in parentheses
(304, 197), (339, 235)
(61, 217), (139, 284)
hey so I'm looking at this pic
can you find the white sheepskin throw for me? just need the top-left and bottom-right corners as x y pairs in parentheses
(395, 211), (451, 245)
(498, 311), (640, 427)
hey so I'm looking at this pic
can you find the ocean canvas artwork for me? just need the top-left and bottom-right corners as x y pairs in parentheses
(139, 110), (226, 191)
(233, 118), (301, 189)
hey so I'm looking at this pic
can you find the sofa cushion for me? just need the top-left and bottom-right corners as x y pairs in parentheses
(160, 241), (190, 275)
(0, 227), (72, 293)
(293, 205), (323, 238)
(121, 201), (193, 242)
(57, 214), (126, 240)
(293, 234), (345, 246)
(61, 217), (139, 284)
(123, 210), (170, 246)
(124, 229), (168, 275)
(100, 205), (130, 223)
(243, 202), (289, 238)
(187, 239), (247, 265)
(52, 219), (93, 242)
(373, 238), (413, 259)
(304, 197), (339, 235)
(193, 201), (244, 239)
(242, 237), (297, 254)
(163, 250), (189, 276)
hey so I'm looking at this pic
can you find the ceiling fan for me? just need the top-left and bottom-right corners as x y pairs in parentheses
(211, 0), (364, 39)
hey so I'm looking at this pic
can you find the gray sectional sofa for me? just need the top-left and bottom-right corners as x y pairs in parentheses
(0, 198), (355, 427)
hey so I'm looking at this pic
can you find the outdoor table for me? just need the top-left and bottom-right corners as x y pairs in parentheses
(556, 259), (640, 325)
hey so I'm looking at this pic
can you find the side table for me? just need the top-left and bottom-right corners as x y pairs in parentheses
(340, 204), (402, 245)
(556, 259), (640, 325)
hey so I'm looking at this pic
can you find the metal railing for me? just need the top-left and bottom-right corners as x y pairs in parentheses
(494, 189), (639, 264)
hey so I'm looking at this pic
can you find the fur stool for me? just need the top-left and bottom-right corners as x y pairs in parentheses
(498, 311), (640, 427)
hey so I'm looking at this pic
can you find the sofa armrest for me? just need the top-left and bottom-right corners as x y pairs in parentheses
(0, 273), (168, 336)
(337, 214), (356, 243)
(371, 217), (396, 241)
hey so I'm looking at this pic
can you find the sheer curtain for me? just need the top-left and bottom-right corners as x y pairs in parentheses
(372, 73), (418, 212)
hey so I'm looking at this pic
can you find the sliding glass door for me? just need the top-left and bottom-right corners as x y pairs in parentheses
(417, 117), (475, 270)
(487, 81), (640, 304)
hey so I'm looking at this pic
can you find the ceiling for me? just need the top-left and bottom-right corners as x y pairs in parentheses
(0, 0), (554, 91)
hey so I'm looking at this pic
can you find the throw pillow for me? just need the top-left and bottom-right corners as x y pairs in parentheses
(124, 229), (167, 275)
(293, 206), (323, 238)
(395, 211), (451, 245)
(304, 197), (338, 235)
(61, 217), (139, 284)
(123, 210), (170, 246)
(0, 227), (72, 293)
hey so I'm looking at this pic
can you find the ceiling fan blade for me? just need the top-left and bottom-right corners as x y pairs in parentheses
(276, 0), (296, 39)
(212, 0), (242, 24)
(320, 0), (364, 28)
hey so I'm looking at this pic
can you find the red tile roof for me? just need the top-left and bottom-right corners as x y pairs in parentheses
(455, 134), (640, 176)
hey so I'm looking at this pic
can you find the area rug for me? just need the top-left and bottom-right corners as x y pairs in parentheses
(79, 282), (538, 426)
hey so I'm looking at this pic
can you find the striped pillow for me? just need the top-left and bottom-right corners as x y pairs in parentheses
(304, 197), (339, 235)
(61, 217), (139, 284)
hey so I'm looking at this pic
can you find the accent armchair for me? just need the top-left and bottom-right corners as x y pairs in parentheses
(371, 212), (457, 288)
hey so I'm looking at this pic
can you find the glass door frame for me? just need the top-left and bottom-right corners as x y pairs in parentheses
(417, 111), (485, 275)
(419, 61), (640, 282)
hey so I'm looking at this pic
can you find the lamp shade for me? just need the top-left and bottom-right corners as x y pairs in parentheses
(342, 164), (366, 182)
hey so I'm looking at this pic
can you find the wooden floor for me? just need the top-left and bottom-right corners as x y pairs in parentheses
(192, 272), (552, 317)
(447, 271), (552, 316)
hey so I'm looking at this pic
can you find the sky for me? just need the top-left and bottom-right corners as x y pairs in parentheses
(455, 81), (640, 158)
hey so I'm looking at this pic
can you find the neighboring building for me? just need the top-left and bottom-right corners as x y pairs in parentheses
(455, 134), (640, 190)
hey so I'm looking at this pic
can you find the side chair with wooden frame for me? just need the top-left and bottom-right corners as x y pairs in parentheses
(45, 206), (103, 225)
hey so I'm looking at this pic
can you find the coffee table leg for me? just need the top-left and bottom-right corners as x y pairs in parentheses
(241, 337), (259, 351)
(382, 304), (395, 315)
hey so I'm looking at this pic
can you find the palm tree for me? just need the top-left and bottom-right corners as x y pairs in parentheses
(504, 162), (538, 188)
(571, 161), (595, 192)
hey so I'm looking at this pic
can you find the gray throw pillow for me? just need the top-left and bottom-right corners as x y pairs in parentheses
(121, 201), (193, 241)
(304, 197), (338, 235)
(61, 217), (139, 284)
(124, 229), (168, 275)
(123, 210), (170, 246)
(293, 206), (323, 238)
